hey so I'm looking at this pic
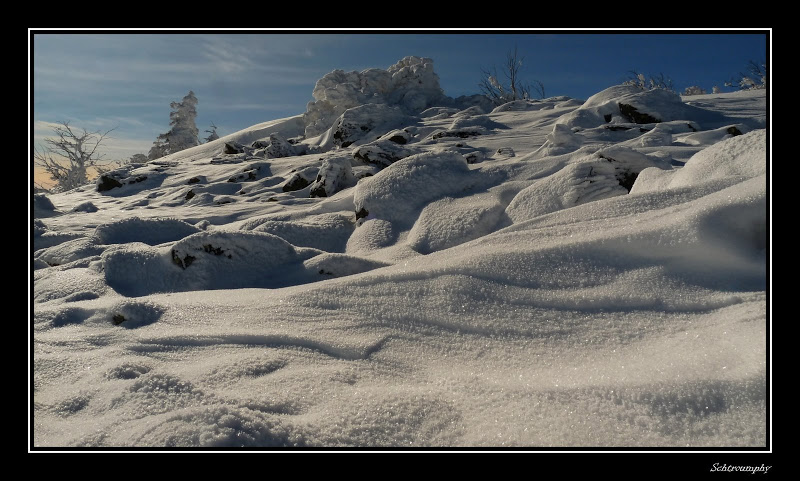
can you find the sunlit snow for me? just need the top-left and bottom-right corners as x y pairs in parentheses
(31, 57), (768, 448)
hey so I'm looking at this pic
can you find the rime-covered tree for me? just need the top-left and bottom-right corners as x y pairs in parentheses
(148, 91), (199, 160)
(204, 122), (220, 143)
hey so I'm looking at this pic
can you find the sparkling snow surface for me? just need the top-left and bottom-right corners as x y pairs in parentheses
(32, 81), (768, 448)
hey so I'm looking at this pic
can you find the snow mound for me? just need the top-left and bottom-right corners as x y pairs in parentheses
(352, 151), (474, 228)
(345, 219), (398, 254)
(678, 124), (750, 147)
(102, 231), (318, 296)
(72, 201), (98, 213)
(632, 129), (766, 194)
(533, 123), (585, 158)
(93, 217), (201, 246)
(243, 212), (354, 252)
(304, 252), (391, 279)
(508, 147), (669, 223)
(672, 129), (766, 185)
(407, 195), (507, 254)
(34, 237), (105, 266)
(557, 84), (727, 131)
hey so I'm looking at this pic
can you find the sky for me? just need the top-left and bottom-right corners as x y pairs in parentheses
(30, 29), (769, 174)
(31, 77), (768, 450)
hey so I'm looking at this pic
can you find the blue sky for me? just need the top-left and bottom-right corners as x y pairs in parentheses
(31, 29), (769, 165)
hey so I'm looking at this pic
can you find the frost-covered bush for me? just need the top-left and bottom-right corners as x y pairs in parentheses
(624, 71), (675, 92)
(683, 86), (707, 96)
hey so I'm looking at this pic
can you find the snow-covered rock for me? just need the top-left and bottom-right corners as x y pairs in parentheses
(309, 157), (356, 198)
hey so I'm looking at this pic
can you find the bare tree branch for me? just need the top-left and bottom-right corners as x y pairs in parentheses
(478, 46), (545, 104)
(33, 121), (116, 192)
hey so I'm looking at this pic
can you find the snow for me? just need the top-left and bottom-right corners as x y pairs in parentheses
(31, 59), (769, 450)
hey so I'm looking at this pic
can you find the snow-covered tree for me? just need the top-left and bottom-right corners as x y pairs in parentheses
(204, 122), (219, 143)
(148, 91), (199, 160)
(712, 85), (722, 94)
(34, 121), (115, 192)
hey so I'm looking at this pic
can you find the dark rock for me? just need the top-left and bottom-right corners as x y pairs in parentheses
(355, 207), (369, 221)
(727, 126), (743, 136)
(618, 103), (661, 124)
(203, 244), (230, 258)
(228, 170), (257, 182)
(616, 170), (639, 192)
(185, 190), (195, 200)
(604, 114), (613, 123)
(34, 194), (56, 212)
(430, 130), (481, 139)
(309, 184), (327, 198)
(283, 174), (311, 192)
(72, 201), (98, 213)
(352, 140), (412, 167)
(187, 177), (201, 184)
(496, 147), (516, 157)
(464, 151), (484, 164)
(127, 175), (147, 184)
(224, 142), (245, 154)
(171, 249), (195, 269)
(97, 175), (124, 192)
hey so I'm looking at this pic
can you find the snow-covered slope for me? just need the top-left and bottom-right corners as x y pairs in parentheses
(31, 61), (768, 448)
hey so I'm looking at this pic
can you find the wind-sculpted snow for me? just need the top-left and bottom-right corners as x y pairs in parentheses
(32, 81), (768, 448)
